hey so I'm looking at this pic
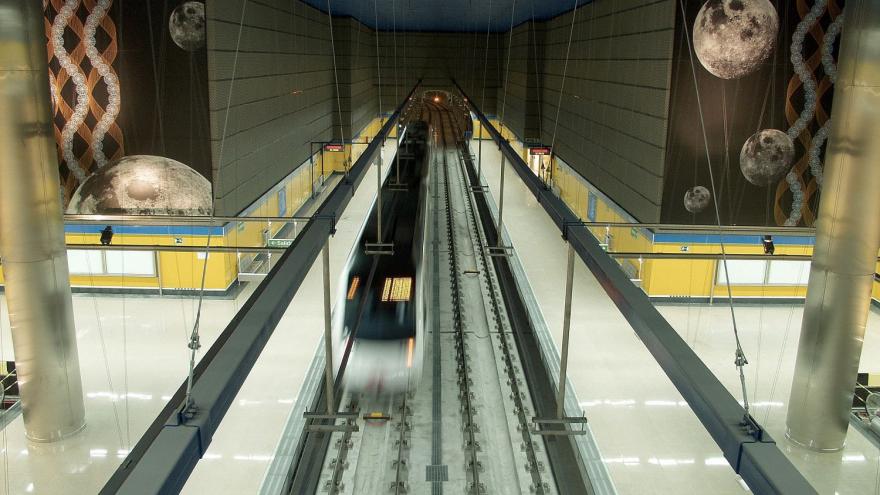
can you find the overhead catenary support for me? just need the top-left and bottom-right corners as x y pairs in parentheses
(0, 0), (85, 442)
(786, 0), (880, 452)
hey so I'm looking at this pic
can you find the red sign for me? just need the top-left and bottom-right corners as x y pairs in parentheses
(529, 147), (551, 156)
(324, 144), (344, 152)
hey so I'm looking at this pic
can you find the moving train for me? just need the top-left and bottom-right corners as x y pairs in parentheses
(331, 120), (431, 394)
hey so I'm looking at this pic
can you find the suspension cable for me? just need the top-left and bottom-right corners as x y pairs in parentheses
(327, 0), (350, 176)
(181, 0), (249, 417)
(498, 0), (517, 125)
(374, 0), (383, 126)
(547, 0), (579, 157)
(677, 0), (751, 419)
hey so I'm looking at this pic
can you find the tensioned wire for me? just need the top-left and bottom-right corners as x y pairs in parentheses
(373, 0), (384, 128)
(180, 0), (250, 411)
(546, 0), (580, 161)
(327, 0), (350, 175)
(497, 0), (517, 129)
(477, 0), (492, 170)
(677, 0), (751, 416)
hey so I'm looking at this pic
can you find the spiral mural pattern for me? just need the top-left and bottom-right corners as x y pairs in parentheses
(776, 0), (843, 226)
(44, 0), (124, 201)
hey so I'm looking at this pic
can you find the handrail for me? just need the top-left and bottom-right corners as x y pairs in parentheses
(101, 81), (421, 494)
(64, 214), (311, 226)
(453, 79), (816, 495)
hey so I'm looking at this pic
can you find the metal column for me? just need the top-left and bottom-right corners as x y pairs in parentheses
(556, 243), (575, 418)
(477, 120), (483, 179)
(376, 155), (383, 242)
(496, 155), (507, 247)
(0, 0), (85, 441)
(322, 241), (335, 413)
(786, 0), (880, 452)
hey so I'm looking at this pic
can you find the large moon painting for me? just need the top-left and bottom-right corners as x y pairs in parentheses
(693, 0), (779, 79)
(684, 186), (711, 213)
(169, 1), (206, 52)
(739, 129), (795, 186)
(67, 155), (213, 216)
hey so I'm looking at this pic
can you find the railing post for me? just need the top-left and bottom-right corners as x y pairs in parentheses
(322, 239), (335, 414)
(556, 243), (575, 417)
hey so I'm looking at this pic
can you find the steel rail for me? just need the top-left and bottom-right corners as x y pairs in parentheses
(392, 394), (411, 494)
(438, 108), (483, 494)
(100, 82), (420, 495)
(325, 396), (359, 494)
(453, 80), (816, 495)
(445, 109), (548, 494)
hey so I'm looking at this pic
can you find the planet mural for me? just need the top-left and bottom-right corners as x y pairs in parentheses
(739, 129), (795, 186)
(169, 1), (206, 52)
(684, 186), (711, 213)
(67, 155), (213, 216)
(693, 0), (779, 79)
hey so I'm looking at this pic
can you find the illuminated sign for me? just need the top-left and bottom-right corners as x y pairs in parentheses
(529, 147), (552, 156)
(268, 238), (294, 248)
(323, 143), (344, 152)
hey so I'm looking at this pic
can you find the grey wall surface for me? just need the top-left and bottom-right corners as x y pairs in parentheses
(376, 31), (504, 115)
(496, 0), (675, 223)
(540, 0), (675, 222)
(497, 21), (546, 142)
(330, 17), (379, 142)
(207, 0), (615, 216)
(207, 0), (336, 215)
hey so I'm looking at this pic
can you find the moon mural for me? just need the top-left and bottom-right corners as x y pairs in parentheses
(739, 129), (795, 186)
(684, 186), (711, 213)
(67, 155), (213, 215)
(169, 1), (206, 52)
(693, 0), (779, 79)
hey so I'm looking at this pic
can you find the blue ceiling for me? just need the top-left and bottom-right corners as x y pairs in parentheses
(305, 0), (590, 33)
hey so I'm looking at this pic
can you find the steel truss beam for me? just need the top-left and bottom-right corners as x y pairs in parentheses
(100, 82), (420, 494)
(452, 80), (816, 495)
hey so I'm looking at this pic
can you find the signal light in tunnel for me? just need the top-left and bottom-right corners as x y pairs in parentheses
(433, 96), (440, 103)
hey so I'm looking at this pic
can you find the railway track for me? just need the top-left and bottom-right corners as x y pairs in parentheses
(306, 98), (564, 495)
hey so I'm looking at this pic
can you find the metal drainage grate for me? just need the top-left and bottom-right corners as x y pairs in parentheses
(425, 464), (449, 482)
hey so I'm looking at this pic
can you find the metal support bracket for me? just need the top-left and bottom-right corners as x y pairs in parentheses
(313, 213), (338, 236)
(364, 242), (394, 256)
(303, 411), (360, 433)
(530, 416), (589, 436)
(561, 221), (587, 241)
(486, 245), (513, 258)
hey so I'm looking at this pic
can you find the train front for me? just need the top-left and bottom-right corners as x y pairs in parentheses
(331, 121), (429, 395)
(340, 273), (420, 393)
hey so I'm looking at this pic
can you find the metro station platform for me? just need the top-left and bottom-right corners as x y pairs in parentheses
(3, 126), (879, 495)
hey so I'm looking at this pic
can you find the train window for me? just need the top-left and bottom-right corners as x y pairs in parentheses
(380, 277), (412, 302)
(347, 276), (361, 300)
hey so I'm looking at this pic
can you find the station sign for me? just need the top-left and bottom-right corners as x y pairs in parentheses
(529, 146), (552, 156)
(323, 143), (344, 152)
(268, 238), (294, 249)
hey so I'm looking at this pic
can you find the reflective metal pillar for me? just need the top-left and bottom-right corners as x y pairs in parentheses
(786, 0), (880, 452)
(0, 0), (85, 441)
